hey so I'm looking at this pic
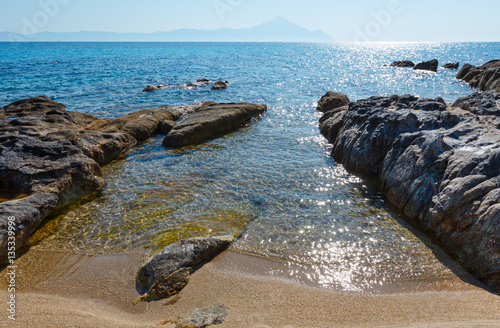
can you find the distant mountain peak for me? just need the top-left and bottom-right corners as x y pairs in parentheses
(268, 16), (292, 24)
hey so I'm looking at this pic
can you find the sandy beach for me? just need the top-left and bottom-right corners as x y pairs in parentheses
(1, 248), (499, 328)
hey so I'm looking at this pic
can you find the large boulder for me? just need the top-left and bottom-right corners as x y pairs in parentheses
(413, 59), (439, 72)
(320, 92), (500, 292)
(162, 103), (267, 147)
(390, 60), (415, 68)
(316, 91), (350, 113)
(136, 235), (235, 301)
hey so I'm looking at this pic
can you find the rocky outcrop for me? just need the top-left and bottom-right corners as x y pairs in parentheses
(136, 235), (234, 302)
(390, 60), (415, 68)
(456, 60), (500, 92)
(443, 62), (459, 70)
(163, 103), (267, 147)
(142, 84), (167, 92)
(452, 91), (500, 116)
(0, 97), (196, 264)
(211, 81), (229, 90)
(319, 92), (500, 292)
(413, 59), (439, 72)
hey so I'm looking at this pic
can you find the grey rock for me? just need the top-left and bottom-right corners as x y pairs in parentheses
(136, 235), (235, 297)
(390, 60), (415, 68)
(0, 193), (59, 262)
(397, 94), (419, 105)
(413, 98), (447, 111)
(452, 91), (500, 116)
(413, 59), (439, 72)
(163, 103), (267, 147)
(320, 93), (500, 292)
(319, 109), (347, 142)
(211, 81), (229, 90)
(177, 304), (228, 328)
(316, 91), (350, 113)
(443, 62), (459, 70)
(0, 134), (104, 205)
(142, 84), (167, 92)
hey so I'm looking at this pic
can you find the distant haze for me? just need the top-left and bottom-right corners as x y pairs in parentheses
(0, 0), (499, 42)
(0, 17), (334, 42)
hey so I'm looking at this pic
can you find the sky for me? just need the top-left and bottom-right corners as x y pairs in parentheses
(0, 0), (499, 42)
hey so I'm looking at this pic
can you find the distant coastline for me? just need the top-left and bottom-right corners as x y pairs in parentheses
(0, 17), (335, 43)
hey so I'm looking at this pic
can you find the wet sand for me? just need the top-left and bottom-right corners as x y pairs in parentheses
(1, 248), (499, 328)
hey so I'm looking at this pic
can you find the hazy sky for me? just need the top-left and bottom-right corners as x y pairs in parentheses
(1, 0), (499, 41)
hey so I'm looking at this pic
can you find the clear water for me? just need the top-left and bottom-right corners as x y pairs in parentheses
(2, 42), (499, 292)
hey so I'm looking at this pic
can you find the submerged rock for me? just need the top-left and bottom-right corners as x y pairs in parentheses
(136, 235), (235, 301)
(413, 59), (439, 72)
(211, 81), (229, 90)
(162, 103), (267, 147)
(319, 92), (500, 292)
(390, 60), (415, 68)
(142, 84), (167, 92)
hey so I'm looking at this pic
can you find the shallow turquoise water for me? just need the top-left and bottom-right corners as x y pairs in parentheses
(2, 42), (499, 292)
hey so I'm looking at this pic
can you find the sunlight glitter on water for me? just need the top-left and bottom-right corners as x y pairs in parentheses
(8, 42), (497, 292)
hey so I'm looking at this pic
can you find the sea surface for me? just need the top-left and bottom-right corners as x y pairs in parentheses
(1, 42), (499, 293)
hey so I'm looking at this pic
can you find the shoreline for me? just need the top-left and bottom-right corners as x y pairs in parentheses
(2, 248), (499, 327)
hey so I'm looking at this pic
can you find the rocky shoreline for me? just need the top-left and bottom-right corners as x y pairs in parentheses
(0, 97), (266, 263)
(318, 90), (500, 292)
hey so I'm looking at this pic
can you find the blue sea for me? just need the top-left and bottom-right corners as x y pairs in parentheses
(1, 42), (499, 292)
